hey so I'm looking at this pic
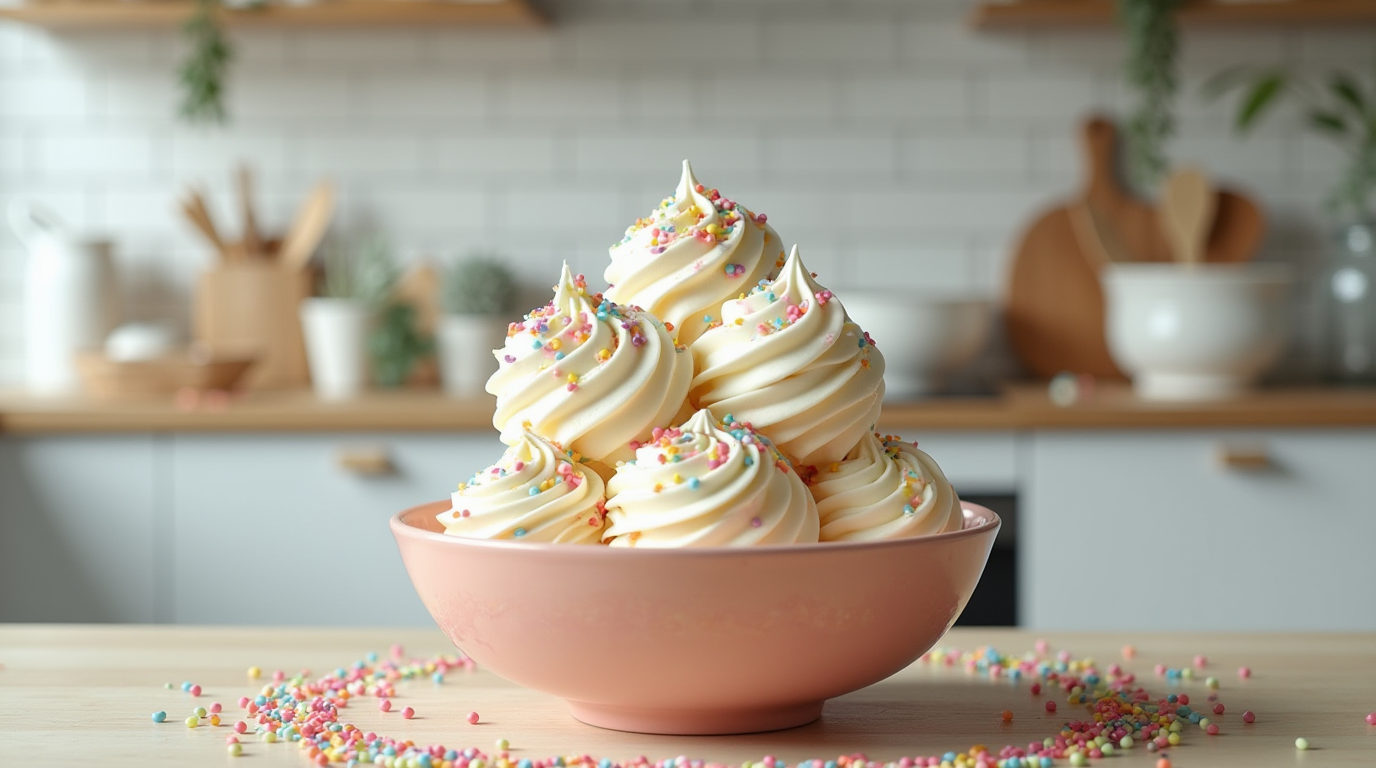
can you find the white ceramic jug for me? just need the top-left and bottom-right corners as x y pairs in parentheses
(8, 201), (118, 395)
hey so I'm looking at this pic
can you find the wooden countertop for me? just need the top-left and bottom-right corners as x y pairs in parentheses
(2, 384), (1376, 434)
(2, 626), (1373, 766)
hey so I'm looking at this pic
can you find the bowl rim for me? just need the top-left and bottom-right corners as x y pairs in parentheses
(391, 500), (1001, 559)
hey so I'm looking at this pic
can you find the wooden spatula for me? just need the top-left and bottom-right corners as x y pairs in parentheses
(1160, 167), (1216, 266)
(179, 189), (227, 260)
(237, 164), (263, 259)
(278, 182), (336, 272)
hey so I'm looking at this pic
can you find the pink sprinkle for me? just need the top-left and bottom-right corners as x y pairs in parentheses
(390, 644), (404, 659)
(750, 517), (762, 528)
(1035, 639), (1048, 654)
(189, 685), (202, 697)
(237, 696), (249, 708)
(379, 699), (392, 712)
(1194, 655), (1208, 669)
(1206, 723), (1220, 735)
(1045, 701), (1057, 713)
(233, 720), (247, 733)
(210, 702), (222, 714)
(504, 355), (515, 363)
(1030, 682), (1041, 696)
(1121, 644), (1136, 659)
(402, 706), (415, 720)
(1178, 693), (1190, 705)
(755, 213), (767, 224)
(1213, 703), (1225, 715)
(1366, 712), (1376, 725)
(272, 670), (285, 682)
(1238, 666), (1251, 678)
(1242, 710), (1256, 723)
(513, 461), (525, 471)
(1154, 663), (1167, 676)
(468, 711), (480, 725)
(226, 736), (239, 744)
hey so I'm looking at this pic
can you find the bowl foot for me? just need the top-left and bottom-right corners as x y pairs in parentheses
(567, 700), (823, 735)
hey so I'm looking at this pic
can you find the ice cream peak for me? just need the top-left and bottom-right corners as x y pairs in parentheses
(604, 160), (784, 346)
(602, 408), (819, 547)
(436, 430), (606, 544)
(806, 432), (962, 542)
(688, 246), (885, 467)
(487, 263), (692, 465)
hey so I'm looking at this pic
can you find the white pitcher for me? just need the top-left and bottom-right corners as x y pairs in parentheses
(8, 201), (118, 395)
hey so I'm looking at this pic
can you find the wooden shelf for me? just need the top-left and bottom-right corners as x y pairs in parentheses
(973, 0), (1376, 29)
(0, 0), (545, 28)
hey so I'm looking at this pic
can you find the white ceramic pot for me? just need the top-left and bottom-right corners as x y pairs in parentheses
(1103, 264), (1292, 401)
(9, 201), (119, 396)
(299, 298), (371, 400)
(841, 291), (993, 399)
(437, 314), (504, 397)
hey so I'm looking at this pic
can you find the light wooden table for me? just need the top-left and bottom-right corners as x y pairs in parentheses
(1, 626), (1373, 766)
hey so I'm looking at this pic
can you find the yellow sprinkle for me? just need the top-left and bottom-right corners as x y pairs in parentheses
(705, 223), (721, 235)
(247, 666), (261, 679)
(672, 474), (683, 484)
(597, 348), (611, 361)
(566, 373), (579, 384)
(734, 318), (744, 325)
(548, 339), (562, 351)
(653, 483), (663, 493)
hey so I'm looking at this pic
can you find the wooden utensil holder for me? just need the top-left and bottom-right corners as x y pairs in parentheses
(194, 262), (313, 389)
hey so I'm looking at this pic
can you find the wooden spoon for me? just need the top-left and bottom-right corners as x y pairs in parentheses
(178, 190), (227, 259)
(237, 164), (263, 258)
(1160, 167), (1216, 266)
(278, 182), (336, 272)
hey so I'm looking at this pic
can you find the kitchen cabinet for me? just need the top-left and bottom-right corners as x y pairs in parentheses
(1021, 429), (1376, 631)
(0, 435), (161, 623)
(169, 432), (504, 626)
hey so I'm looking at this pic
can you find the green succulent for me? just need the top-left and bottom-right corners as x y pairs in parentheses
(369, 301), (434, 389)
(321, 238), (400, 308)
(1206, 64), (1376, 219)
(442, 255), (518, 316)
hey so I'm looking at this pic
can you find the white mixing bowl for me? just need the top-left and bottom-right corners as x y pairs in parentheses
(1102, 263), (1292, 401)
(841, 291), (992, 399)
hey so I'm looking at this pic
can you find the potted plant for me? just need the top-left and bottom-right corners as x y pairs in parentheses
(437, 255), (517, 397)
(1208, 66), (1376, 382)
(1118, 0), (1181, 194)
(300, 238), (398, 400)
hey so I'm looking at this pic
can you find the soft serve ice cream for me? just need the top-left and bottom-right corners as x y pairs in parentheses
(688, 246), (885, 467)
(487, 264), (692, 466)
(806, 432), (963, 542)
(601, 409), (819, 547)
(437, 431), (606, 544)
(605, 160), (785, 347)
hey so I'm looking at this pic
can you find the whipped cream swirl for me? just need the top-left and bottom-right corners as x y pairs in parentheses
(605, 160), (785, 346)
(487, 263), (693, 465)
(437, 431), (606, 544)
(807, 432), (963, 542)
(602, 409), (819, 547)
(688, 246), (885, 467)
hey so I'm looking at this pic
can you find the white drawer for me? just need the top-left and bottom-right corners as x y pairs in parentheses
(170, 432), (505, 626)
(1023, 429), (1376, 631)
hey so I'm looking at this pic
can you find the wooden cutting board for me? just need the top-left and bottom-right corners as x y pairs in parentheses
(1005, 116), (1266, 380)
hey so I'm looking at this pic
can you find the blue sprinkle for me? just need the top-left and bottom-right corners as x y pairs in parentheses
(181, 681), (192, 692)
(703, 315), (713, 323)
(744, 456), (754, 467)
(432, 672), (444, 683)
(514, 527), (527, 537)
(689, 478), (701, 489)
(554, 352), (565, 360)
(520, 761), (533, 768)
(151, 711), (166, 723)
(528, 487), (540, 496)
(943, 754), (958, 763)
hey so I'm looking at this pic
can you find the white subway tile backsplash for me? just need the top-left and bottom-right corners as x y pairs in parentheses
(572, 21), (762, 64)
(436, 132), (560, 178)
(763, 21), (898, 64)
(31, 130), (162, 181)
(901, 132), (1030, 182)
(764, 130), (897, 179)
(842, 72), (968, 122)
(0, 3), (1364, 382)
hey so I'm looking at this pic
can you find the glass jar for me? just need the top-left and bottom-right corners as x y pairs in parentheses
(1318, 221), (1376, 384)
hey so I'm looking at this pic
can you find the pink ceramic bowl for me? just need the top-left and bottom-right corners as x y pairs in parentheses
(391, 500), (1000, 736)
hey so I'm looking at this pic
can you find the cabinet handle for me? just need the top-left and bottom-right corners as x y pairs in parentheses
(1216, 445), (1271, 471)
(337, 448), (396, 476)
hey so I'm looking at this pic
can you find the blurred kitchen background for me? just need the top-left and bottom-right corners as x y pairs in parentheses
(2, 0), (1374, 631)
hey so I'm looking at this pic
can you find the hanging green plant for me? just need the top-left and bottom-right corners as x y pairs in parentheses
(1206, 65), (1376, 219)
(1117, 0), (1182, 193)
(178, 0), (233, 124)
